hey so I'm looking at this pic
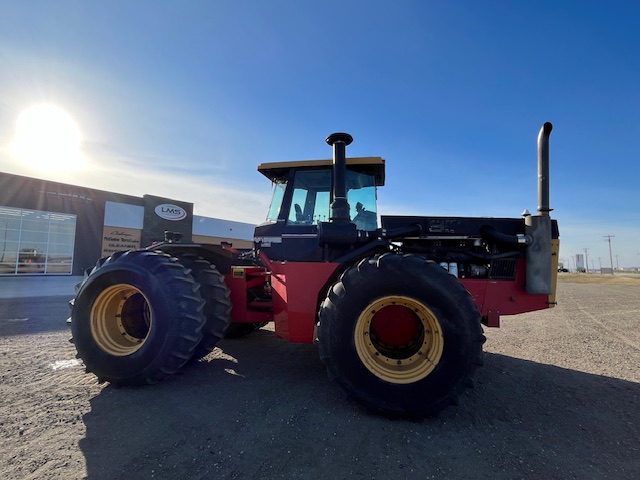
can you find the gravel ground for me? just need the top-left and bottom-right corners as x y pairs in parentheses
(0, 282), (638, 479)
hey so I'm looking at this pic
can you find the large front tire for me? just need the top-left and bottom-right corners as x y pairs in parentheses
(71, 250), (206, 386)
(318, 253), (484, 417)
(174, 254), (231, 361)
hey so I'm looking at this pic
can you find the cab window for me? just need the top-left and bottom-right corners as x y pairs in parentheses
(265, 181), (287, 223)
(285, 168), (378, 229)
(287, 170), (331, 225)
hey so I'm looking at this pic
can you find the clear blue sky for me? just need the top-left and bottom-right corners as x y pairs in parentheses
(1, 0), (638, 268)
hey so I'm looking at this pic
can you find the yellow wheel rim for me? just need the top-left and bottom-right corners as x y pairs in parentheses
(90, 284), (152, 356)
(354, 295), (444, 384)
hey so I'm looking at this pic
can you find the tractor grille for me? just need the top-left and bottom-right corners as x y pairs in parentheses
(489, 259), (518, 280)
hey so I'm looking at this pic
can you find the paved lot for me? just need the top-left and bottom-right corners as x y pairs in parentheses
(0, 281), (638, 479)
(0, 275), (83, 299)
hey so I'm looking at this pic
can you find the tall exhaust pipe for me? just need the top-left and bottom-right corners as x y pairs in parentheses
(537, 122), (553, 216)
(326, 132), (353, 224)
(526, 122), (554, 294)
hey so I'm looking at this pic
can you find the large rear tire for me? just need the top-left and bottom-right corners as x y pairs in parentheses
(175, 254), (231, 360)
(318, 253), (484, 417)
(70, 250), (206, 386)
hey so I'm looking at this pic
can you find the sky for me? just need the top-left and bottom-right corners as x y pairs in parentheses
(0, 0), (638, 269)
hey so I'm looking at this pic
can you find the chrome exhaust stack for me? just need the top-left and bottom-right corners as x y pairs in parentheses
(537, 122), (553, 216)
(525, 122), (553, 294)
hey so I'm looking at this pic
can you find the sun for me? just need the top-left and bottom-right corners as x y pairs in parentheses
(12, 104), (84, 172)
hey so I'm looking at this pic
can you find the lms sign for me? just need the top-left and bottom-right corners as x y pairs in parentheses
(142, 195), (193, 246)
(155, 204), (187, 221)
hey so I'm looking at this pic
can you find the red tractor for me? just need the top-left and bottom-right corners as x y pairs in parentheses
(70, 124), (558, 417)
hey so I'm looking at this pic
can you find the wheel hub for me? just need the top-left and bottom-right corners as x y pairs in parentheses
(90, 284), (152, 356)
(354, 295), (444, 384)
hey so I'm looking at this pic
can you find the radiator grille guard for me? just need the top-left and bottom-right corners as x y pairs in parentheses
(488, 258), (518, 280)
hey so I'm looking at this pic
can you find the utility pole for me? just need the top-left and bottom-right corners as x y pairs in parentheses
(603, 235), (615, 275)
(584, 248), (590, 274)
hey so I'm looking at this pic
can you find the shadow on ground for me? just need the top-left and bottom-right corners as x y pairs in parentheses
(78, 329), (640, 480)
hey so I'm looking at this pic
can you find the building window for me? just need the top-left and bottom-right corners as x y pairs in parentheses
(0, 206), (77, 275)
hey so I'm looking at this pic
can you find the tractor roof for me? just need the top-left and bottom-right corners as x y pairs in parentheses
(257, 156), (385, 186)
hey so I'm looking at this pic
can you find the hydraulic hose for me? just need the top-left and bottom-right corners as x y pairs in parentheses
(382, 223), (422, 240)
(480, 226), (532, 247)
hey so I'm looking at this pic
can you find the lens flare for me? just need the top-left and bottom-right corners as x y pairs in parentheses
(13, 104), (84, 172)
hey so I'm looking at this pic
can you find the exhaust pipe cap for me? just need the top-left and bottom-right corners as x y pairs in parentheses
(326, 132), (353, 146)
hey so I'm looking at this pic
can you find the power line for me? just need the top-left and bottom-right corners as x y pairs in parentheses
(603, 234), (615, 275)
(584, 248), (590, 274)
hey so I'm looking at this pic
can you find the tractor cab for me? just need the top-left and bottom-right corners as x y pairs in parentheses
(254, 156), (385, 262)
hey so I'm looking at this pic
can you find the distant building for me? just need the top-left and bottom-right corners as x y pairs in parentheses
(0, 172), (255, 276)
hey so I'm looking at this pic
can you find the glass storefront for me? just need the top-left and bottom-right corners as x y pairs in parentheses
(0, 206), (76, 275)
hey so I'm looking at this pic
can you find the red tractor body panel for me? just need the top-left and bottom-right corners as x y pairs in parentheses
(221, 256), (554, 343)
(459, 257), (552, 327)
(225, 266), (273, 324)
(268, 261), (340, 343)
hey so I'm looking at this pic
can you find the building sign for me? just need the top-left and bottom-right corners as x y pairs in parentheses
(142, 194), (193, 247)
(101, 227), (142, 257)
(154, 204), (187, 221)
(575, 254), (584, 270)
